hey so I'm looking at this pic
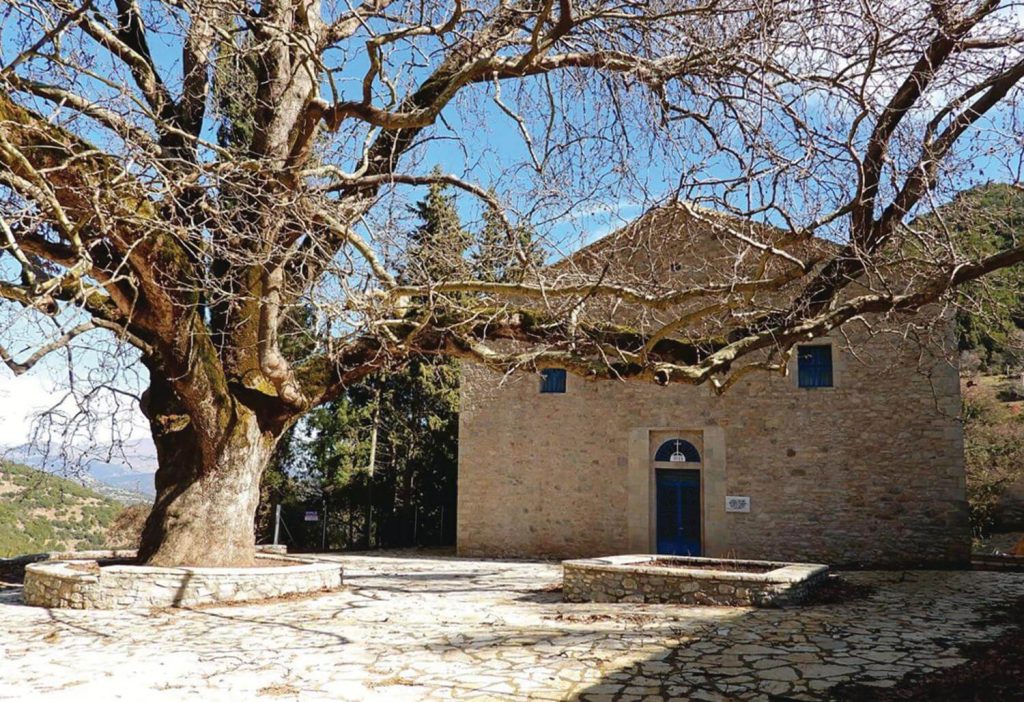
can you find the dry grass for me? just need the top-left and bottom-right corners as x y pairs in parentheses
(257, 683), (301, 697)
(366, 675), (418, 688)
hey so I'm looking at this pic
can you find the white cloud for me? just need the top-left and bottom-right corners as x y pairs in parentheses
(0, 372), (55, 448)
(0, 369), (150, 449)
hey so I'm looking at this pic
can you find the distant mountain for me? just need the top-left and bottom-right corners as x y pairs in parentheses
(81, 473), (152, 504)
(79, 461), (155, 500)
(1, 438), (156, 499)
(0, 462), (127, 557)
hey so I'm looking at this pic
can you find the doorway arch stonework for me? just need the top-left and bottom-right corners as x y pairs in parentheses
(627, 426), (727, 555)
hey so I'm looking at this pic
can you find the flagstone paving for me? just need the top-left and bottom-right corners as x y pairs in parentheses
(1, 552), (1022, 701)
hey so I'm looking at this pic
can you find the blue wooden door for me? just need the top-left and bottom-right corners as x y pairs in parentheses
(656, 469), (701, 555)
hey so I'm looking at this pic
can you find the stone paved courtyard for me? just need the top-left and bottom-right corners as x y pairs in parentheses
(1, 552), (1022, 701)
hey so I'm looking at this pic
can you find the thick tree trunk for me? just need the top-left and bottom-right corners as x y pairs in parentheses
(138, 403), (278, 567)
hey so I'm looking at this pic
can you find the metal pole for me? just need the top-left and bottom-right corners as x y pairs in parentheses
(321, 498), (328, 551)
(366, 387), (380, 549)
(273, 504), (281, 546)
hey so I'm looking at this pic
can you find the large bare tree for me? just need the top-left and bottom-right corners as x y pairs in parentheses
(1, 0), (1023, 565)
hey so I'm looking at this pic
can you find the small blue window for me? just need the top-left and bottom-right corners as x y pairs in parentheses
(798, 345), (833, 388)
(540, 368), (566, 393)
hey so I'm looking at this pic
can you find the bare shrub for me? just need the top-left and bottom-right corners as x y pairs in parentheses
(963, 386), (1024, 538)
(105, 504), (150, 550)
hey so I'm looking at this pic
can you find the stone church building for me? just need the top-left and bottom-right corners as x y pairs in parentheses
(456, 207), (970, 567)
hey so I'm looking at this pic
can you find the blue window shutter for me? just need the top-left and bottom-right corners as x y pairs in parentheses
(798, 345), (833, 388)
(539, 368), (567, 393)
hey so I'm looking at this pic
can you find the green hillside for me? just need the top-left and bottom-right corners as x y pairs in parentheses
(0, 462), (124, 558)
(947, 183), (1024, 368)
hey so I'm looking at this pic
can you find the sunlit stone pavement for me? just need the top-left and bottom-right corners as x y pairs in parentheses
(1, 552), (1022, 701)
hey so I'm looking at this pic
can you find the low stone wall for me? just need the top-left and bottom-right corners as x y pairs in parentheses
(563, 555), (828, 607)
(1, 548), (139, 569)
(22, 550), (342, 609)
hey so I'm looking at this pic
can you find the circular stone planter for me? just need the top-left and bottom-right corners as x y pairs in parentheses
(22, 550), (342, 609)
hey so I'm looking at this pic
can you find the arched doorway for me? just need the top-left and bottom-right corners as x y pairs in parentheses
(653, 439), (702, 555)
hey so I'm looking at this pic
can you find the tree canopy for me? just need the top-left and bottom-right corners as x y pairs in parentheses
(2, 0), (1024, 565)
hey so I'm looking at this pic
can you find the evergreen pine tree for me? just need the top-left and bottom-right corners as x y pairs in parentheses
(473, 203), (542, 282)
(404, 173), (473, 283)
(259, 180), (467, 549)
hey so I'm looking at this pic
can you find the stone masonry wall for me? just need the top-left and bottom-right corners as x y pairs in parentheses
(562, 558), (828, 607)
(22, 553), (342, 609)
(458, 328), (970, 567)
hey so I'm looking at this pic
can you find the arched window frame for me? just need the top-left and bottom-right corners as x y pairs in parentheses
(653, 439), (701, 464)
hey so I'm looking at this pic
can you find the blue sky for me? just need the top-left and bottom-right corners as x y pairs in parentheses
(4, 2), (1019, 250)
(1, 1), (1022, 468)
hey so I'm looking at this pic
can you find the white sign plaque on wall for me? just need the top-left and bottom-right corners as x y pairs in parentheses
(725, 496), (751, 513)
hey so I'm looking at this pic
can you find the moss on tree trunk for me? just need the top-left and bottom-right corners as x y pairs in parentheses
(138, 389), (279, 567)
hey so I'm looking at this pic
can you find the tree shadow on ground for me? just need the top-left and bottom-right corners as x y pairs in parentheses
(513, 586), (564, 604)
(317, 548), (559, 567)
(44, 608), (118, 640)
(830, 595), (1024, 702)
(0, 560), (30, 607)
(181, 606), (352, 648)
(569, 573), (1017, 702)
(347, 570), (482, 582)
(407, 615), (747, 699)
